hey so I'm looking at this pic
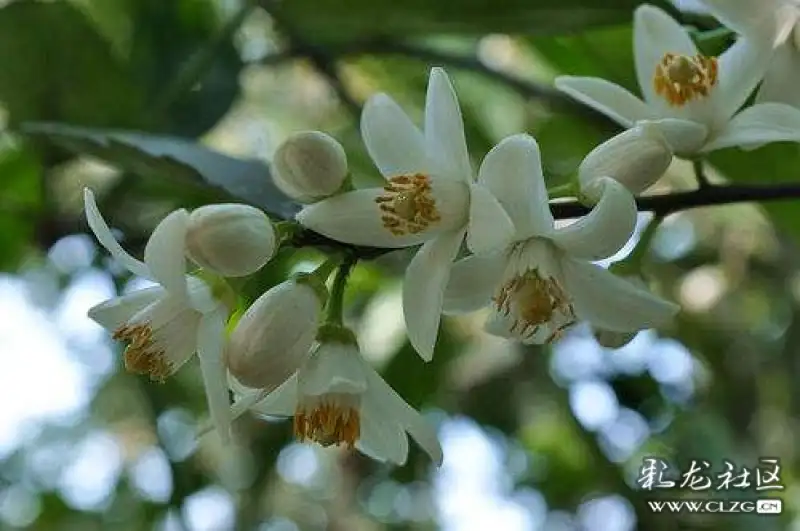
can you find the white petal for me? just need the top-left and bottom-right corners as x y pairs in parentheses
(365, 369), (443, 466)
(196, 386), (271, 438)
(651, 118), (709, 155)
(298, 342), (368, 396)
(88, 286), (165, 331)
(702, 102), (800, 152)
(196, 308), (232, 444)
(186, 276), (219, 314)
(83, 188), (150, 278)
(296, 189), (431, 248)
(361, 93), (428, 178)
(552, 178), (637, 261)
(554, 76), (653, 126)
(443, 253), (506, 315)
(477, 134), (554, 239)
(757, 43), (800, 108)
(145, 209), (189, 298)
(634, 5), (698, 106)
(698, 0), (782, 38)
(425, 67), (471, 182)
(296, 181), (469, 248)
(484, 310), (516, 339)
(715, 35), (772, 121)
(562, 258), (679, 332)
(249, 375), (299, 417)
(466, 184), (514, 255)
(152, 307), (201, 372)
(358, 401), (408, 465)
(403, 229), (465, 361)
(775, 8), (800, 46)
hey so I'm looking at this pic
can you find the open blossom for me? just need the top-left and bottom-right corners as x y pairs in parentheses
(555, 4), (800, 155)
(298, 67), (514, 361)
(442, 134), (679, 343)
(699, 0), (800, 108)
(84, 189), (232, 443)
(226, 336), (443, 466)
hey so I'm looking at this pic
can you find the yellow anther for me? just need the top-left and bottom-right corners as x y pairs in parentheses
(293, 399), (360, 448)
(493, 269), (576, 343)
(375, 173), (440, 236)
(653, 53), (718, 106)
(113, 323), (172, 382)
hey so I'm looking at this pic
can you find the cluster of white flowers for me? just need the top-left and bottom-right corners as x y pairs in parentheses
(86, 3), (800, 467)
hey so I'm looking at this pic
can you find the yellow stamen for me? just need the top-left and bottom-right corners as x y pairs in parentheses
(653, 53), (718, 106)
(113, 323), (172, 382)
(375, 173), (440, 236)
(493, 269), (576, 343)
(293, 400), (360, 448)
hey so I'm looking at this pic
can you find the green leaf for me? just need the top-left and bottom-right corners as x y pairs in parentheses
(0, 142), (41, 271)
(0, 1), (142, 127)
(530, 24), (638, 93)
(708, 144), (800, 239)
(271, 0), (677, 41)
(128, 0), (243, 136)
(23, 122), (299, 220)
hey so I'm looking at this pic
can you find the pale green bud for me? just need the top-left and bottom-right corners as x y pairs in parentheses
(186, 204), (276, 277)
(579, 122), (673, 201)
(272, 131), (348, 203)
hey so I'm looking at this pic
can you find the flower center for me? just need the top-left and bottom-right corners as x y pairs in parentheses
(294, 396), (360, 448)
(375, 173), (440, 235)
(493, 268), (576, 343)
(113, 323), (172, 382)
(653, 53), (718, 106)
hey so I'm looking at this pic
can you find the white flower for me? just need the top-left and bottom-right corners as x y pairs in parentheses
(699, 0), (800, 108)
(555, 4), (800, 155)
(297, 67), (514, 361)
(186, 203), (276, 277)
(84, 189), (232, 443)
(442, 134), (679, 343)
(272, 131), (349, 202)
(225, 278), (324, 390)
(577, 122), (673, 197)
(227, 336), (443, 466)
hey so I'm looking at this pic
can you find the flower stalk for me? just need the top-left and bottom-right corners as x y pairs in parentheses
(325, 256), (356, 325)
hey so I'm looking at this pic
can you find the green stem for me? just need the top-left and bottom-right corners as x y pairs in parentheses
(310, 255), (342, 283)
(325, 255), (356, 325)
(692, 159), (710, 189)
(547, 182), (578, 199)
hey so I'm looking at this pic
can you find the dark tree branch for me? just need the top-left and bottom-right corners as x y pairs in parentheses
(551, 182), (800, 219)
(259, 38), (616, 130)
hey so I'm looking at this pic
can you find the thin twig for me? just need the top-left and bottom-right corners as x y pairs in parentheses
(259, 1), (363, 117)
(692, 159), (711, 189)
(260, 38), (618, 130)
(551, 182), (800, 219)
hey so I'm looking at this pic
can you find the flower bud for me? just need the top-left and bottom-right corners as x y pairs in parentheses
(272, 131), (348, 203)
(186, 204), (276, 277)
(225, 279), (323, 390)
(578, 122), (673, 199)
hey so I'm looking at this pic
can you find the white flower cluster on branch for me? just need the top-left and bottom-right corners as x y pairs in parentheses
(85, 3), (800, 467)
